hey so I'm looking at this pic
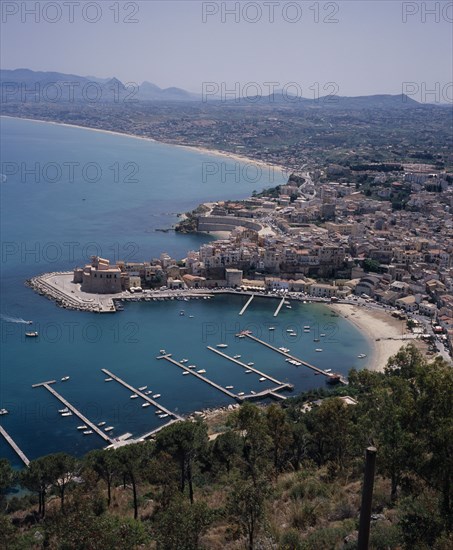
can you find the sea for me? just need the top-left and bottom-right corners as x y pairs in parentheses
(0, 117), (371, 467)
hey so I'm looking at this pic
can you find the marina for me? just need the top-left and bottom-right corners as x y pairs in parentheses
(100, 368), (183, 420)
(242, 332), (347, 384)
(33, 381), (114, 443)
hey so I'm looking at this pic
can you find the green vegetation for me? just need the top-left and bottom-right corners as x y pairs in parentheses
(1, 345), (452, 548)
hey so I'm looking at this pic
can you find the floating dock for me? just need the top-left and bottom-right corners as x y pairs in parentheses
(243, 332), (347, 383)
(207, 346), (291, 388)
(273, 297), (286, 317)
(0, 425), (30, 466)
(33, 381), (113, 443)
(239, 293), (254, 315)
(157, 355), (238, 400)
(101, 368), (183, 420)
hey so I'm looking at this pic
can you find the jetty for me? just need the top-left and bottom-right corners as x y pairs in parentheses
(33, 381), (114, 443)
(157, 355), (238, 400)
(242, 332), (347, 383)
(101, 368), (183, 420)
(273, 297), (286, 317)
(0, 425), (30, 466)
(207, 346), (292, 388)
(239, 294), (254, 315)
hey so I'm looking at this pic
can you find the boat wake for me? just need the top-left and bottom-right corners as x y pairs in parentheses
(0, 314), (31, 324)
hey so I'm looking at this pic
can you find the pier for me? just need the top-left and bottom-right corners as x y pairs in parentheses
(239, 294), (254, 315)
(101, 369), (183, 420)
(0, 426), (30, 466)
(243, 332), (346, 383)
(33, 381), (114, 443)
(273, 297), (286, 317)
(207, 346), (291, 388)
(157, 355), (238, 400)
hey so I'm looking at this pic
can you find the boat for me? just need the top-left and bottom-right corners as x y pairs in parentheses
(61, 411), (73, 417)
(153, 394), (161, 399)
(145, 390), (153, 395)
(155, 410), (161, 415)
(237, 392), (245, 396)
(105, 426), (114, 432)
(324, 369), (332, 373)
(320, 333), (326, 337)
(104, 377), (113, 382)
(98, 421), (106, 427)
(83, 430), (93, 435)
(233, 355), (241, 359)
(259, 377), (266, 382)
(216, 343), (228, 348)
(181, 359), (188, 363)
(304, 326), (310, 330)
(0, 409), (9, 415)
(180, 311), (185, 316)
(313, 338), (320, 342)
(58, 407), (69, 413)
(189, 315), (194, 318)
(138, 386), (147, 391)
(315, 348), (323, 352)
(61, 376), (70, 381)
(197, 369), (206, 374)
(225, 385), (234, 389)
(25, 331), (39, 337)
(268, 327), (275, 331)
(159, 413), (169, 419)
(142, 403), (151, 408)
(245, 369), (252, 373)
(188, 365), (196, 369)
(77, 425), (87, 430)
(250, 390), (256, 395)
(130, 394), (138, 399)
(238, 334), (245, 339)
(159, 349), (166, 354)
(286, 305), (292, 309)
(247, 362), (254, 366)
(26, 320), (33, 325)
(286, 328), (293, 332)
(183, 371), (190, 376)
(358, 353), (367, 359)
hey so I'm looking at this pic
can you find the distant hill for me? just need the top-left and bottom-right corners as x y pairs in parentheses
(0, 69), (425, 107)
(0, 69), (197, 102)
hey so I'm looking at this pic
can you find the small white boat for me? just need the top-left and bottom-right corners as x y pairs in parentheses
(259, 377), (266, 382)
(247, 362), (254, 366)
(286, 328), (293, 332)
(0, 409), (9, 415)
(59, 407), (69, 413)
(104, 427), (114, 432)
(189, 315), (194, 318)
(315, 349), (323, 352)
(238, 392), (245, 396)
(130, 394), (138, 399)
(142, 403), (151, 408)
(25, 331), (39, 337)
(197, 369), (206, 374)
(245, 369), (252, 373)
(61, 412), (72, 417)
(358, 354), (367, 359)
(304, 326), (310, 330)
(159, 349), (166, 354)
(104, 377), (113, 382)
(83, 430), (93, 435)
(268, 327), (275, 331)
(188, 365), (196, 369)
(216, 343), (228, 348)
(145, 390), (153, 395)
(181, 359), (188, 363)
(159, 413), (169, 418)
(98, 421), (106, 427)
(233, 355), (241, 359)
(250, 390), (256, 395)
(61, 376), (70, 381)
(324, 369), (332, 373)
(238, 334), (245, 339)
(320, 334), (326, 337)
(313, 338), (320, 342)
(180, 311), (185, 316)
(183, 371), (190, 376)
(138, 386), (147, 391)
(225, 385), (234, 389)
(153, 394), (161, 399)
(77, 425), (87, 430)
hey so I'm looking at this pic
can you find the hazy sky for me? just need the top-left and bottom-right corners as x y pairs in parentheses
(1, 0), (452, 99)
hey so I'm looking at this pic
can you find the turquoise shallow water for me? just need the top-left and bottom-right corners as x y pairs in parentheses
(0, 118), (370, 466)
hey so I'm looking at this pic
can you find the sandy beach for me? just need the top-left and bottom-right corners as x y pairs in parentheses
(1, 115), (288, 176)
(329, 303), (426, 372)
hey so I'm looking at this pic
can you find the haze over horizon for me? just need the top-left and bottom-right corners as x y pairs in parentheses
(1, 1), (452, 102)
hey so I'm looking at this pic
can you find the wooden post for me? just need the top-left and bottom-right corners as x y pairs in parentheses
(358, 446), (377, 550)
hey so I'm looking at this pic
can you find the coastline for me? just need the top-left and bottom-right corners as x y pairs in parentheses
(0, 115), (288, 177)
(328, 303), (426, 372)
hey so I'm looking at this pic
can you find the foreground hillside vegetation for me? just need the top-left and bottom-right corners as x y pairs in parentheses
(0, 344), (452, 549)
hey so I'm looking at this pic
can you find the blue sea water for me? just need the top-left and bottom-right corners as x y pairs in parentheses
(0, 117), (370, 467)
